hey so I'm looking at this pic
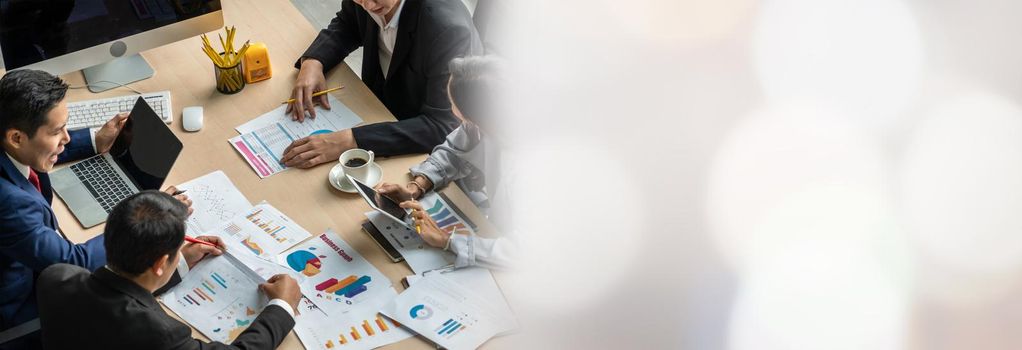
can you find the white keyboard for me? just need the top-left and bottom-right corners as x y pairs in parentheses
(67, 91), (172, 130)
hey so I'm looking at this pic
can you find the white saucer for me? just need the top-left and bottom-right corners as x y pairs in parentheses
(329, 162), (382, 193)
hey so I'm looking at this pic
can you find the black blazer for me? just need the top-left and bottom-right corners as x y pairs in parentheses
(297, 0), (482, 157)
(35, 264), (294, 350)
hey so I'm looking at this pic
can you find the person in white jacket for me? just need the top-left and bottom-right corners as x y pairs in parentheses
(375, 55), (515, 269)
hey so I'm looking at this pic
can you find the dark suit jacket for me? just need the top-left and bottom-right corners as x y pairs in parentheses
(0, 129), (104, 347)
(36, 264), (294, 350)
(297, 0), (482, 157)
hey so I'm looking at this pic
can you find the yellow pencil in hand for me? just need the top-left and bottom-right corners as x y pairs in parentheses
(280, 86), (345, 105)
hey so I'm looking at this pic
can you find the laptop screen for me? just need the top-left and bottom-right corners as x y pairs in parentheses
(108, 97), (182, 190)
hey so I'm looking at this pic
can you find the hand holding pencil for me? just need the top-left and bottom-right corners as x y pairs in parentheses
(289, 58), (332, 122)
(400, 200), (452, 249)
(281, 86), (343, 105)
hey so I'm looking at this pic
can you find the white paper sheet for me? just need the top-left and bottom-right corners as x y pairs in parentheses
(231, 248), (306, 282)
(278, 229), (394, 317)
(209, 203), (312, 260)
(161, 253), (268, 343)
(230, 95), (363, 178)
(178, 171), (253, 236)
(419, 267), (518, 334)
(381, 274), (506, 350)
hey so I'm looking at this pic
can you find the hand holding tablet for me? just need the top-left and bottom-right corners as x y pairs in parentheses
(349, 174), (412, 228)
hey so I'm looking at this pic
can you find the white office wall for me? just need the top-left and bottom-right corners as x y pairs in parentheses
(493, 0), (1022, 349)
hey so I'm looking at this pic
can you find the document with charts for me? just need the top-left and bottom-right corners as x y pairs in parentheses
(405, 267), (518, 334)
(210, 203), (312, 260)
(229, 95), (362, 178)
(161, 253), (269, 343)
(278, 229), (393, 317)
(178, 170), (253, 236)
(292, 287), (413, 350)
(381, 274), (510, 350)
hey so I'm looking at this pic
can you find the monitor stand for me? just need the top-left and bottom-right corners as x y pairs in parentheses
(81, 54), (154, 93)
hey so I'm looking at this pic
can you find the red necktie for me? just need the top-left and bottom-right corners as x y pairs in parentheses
(28, 168), (42, 193)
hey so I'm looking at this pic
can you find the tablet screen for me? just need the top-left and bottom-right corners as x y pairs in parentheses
(352, 177), (408, 221)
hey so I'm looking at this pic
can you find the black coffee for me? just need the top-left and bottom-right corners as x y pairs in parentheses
(345, 158), (368, 167)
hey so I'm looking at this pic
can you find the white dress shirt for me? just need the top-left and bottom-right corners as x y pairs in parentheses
(367, 0), (406, 78)
(5, 152), (30, 179)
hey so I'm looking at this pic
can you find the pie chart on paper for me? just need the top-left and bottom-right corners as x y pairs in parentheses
(286, 250), (322, 276)
(409, 304), (433, 320)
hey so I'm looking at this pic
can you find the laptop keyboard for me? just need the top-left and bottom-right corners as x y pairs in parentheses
(69, 157), (135, 213)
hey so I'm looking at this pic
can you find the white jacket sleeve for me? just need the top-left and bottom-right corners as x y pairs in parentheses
(447, 233), (517, 269)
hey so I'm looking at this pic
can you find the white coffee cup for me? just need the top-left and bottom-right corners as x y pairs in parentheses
(339, 148), (375, 184)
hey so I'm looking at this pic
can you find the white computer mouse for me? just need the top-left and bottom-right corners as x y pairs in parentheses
(182, 106), (203, 132)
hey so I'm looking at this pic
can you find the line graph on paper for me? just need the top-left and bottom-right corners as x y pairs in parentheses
(193, 184), (243, 224)
(180, 171), (253, 236)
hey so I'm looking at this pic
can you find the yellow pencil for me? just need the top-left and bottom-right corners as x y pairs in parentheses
(412, 208), (422, 235)
(280, 86), (345, 104)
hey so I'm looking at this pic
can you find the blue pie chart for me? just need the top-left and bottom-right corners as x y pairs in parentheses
(409, 304), (433, 320)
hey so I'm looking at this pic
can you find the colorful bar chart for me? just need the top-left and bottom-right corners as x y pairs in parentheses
(211, 272), (228, 288)
(435, 318), (466, 339)
(246, 209), (288, 243)
(314, 275), (371, 298)
(320, 314), (397, 348)
(425, 198), (472, 235)
(179, 272), (231, 306)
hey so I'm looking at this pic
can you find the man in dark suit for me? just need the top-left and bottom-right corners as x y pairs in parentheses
(282, 0), (482, 167)
(36, 190), (301, 350)
(0, 69), (189, 350)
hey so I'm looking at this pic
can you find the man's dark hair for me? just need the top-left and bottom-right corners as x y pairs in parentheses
(0, 69), (69, 139)
(448, 55), (504, 125)
(103, 190), (188, 276)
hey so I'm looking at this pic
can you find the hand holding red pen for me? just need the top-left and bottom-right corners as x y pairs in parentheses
(181, 235), (226, 269)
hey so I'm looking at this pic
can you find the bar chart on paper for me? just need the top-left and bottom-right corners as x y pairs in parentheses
(435, 318), (469, 339)
(293, 287), (413, 350)
(246, 208), (289, 243)
(321, 314), (404, 349)
(212, 203), (311, 260)
(178, 271), (230, 306)
(280, 230), (391, 316)
(292, 298), (410, 347)
(381, 275), (506, 350)
(424, 194), (475, 235)
(315, 275), (372, 299)
(163, 254), (268, 343)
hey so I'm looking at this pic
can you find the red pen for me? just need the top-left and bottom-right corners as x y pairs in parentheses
(184, 236), (219, 248)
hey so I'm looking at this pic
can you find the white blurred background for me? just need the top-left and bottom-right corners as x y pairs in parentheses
(485, 0), (1022, 348)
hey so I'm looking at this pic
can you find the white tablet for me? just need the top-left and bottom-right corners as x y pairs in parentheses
(348, 174), (412, 228)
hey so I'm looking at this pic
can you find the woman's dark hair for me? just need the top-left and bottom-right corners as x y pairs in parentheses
(0, 69), (68, 138)
(447, 55), (504, 125)
(103, 190), (189, 276)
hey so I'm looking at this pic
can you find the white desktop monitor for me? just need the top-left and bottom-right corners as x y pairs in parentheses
(0, 0), (224, 92)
